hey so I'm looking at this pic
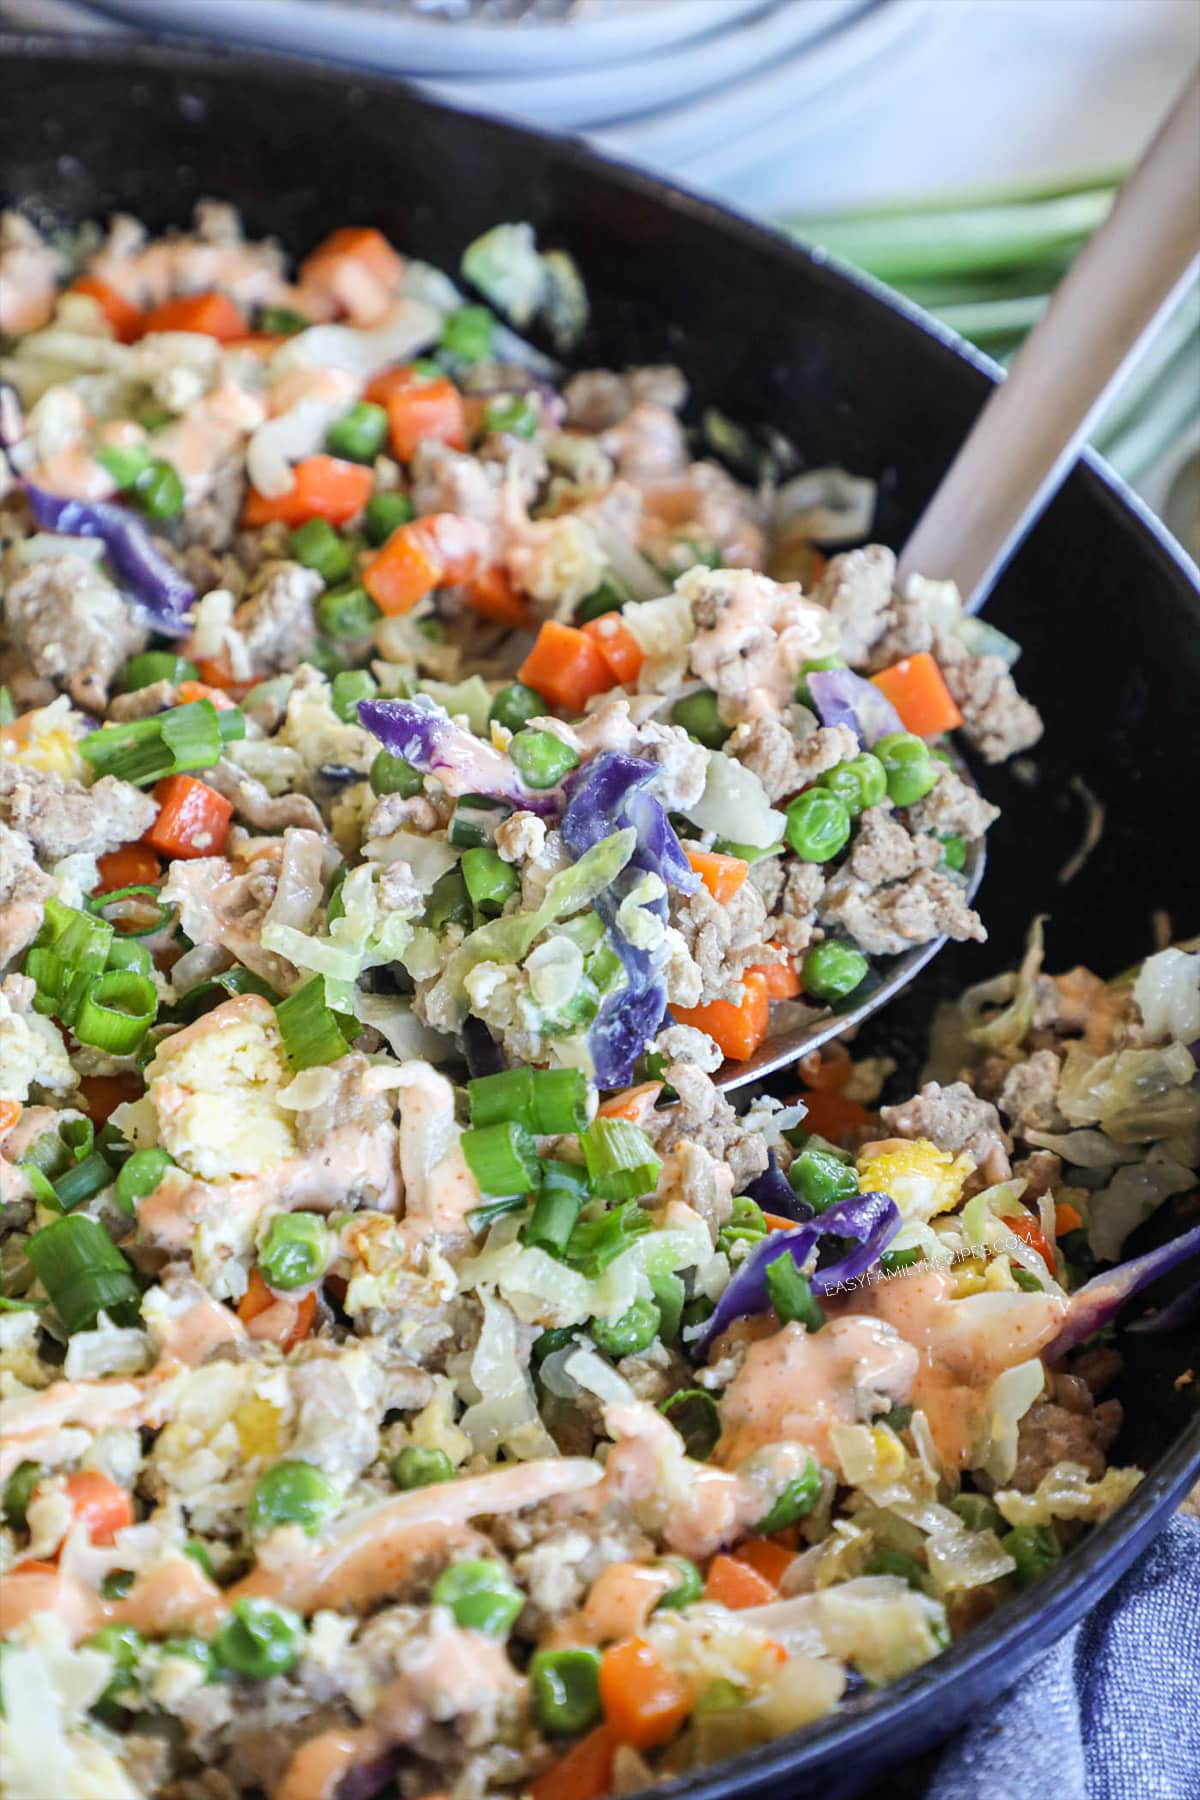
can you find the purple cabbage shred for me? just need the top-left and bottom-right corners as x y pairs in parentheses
(1047, 1219), (1200, 1358)
(808, 667), (903, 746)
(691, 1189), (901, 1358)
(25, 482), (195, 635)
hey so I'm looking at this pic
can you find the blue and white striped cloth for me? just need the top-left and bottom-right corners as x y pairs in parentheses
(927, 1516), (1200, 1800)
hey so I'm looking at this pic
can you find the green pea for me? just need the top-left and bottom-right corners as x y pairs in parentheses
(370, 749), (423, 797)
(317, 584), (380, 641)
(795, 653), (847, 709)
(509, 728), (579, 790)
(213, 1597), (304, 1679)
(821, 751), (887, 817)
(950, 1493), (1002, 1535)
(756, 1457), (821, 1532)
(483, 394), (539, 439)
(425, 867), (473, 933)
(133, 458), (185, 520)
(784, 789), (851, 862)
(288, 518), (354, 587)
(1001, 1523), (1061, 1588)
(248, 1461), (340, 1537)
(589, 1298), (660, 1358)
(390, 1446), (454, 1490)
(86, 1623), (145, 1710)
(2, 1460), (42, 1530)
(160, 1636), (216, 1679)
(867, 1550), (927, 1591)
(258, 1212), (329, 1291)
(939, 833), (967, 872)
(670, 688), (729, 750)
(529, 1647), (602, 1735)
(364, 491), (416, 547)
(788, 1144), (859, 1212)
(875, 731), (937, 807)
(438, 304), (494, 363)
(326, 401), (388, 463)
(488, 682), (544, 733)
(97, 442), (153, 490)
(432, 1558), (523, 1637)
(575, 581), (625, 624)
(330, 668), (377, 724)
(801, 940), (868, 1002)
(655, 1555), (703, 1611)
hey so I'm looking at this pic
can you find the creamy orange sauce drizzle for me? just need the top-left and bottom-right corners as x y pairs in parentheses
(548, 1560), (673, 1649)
(832, 1269), (1066, 1467)
(714, 1316), (919, 1469)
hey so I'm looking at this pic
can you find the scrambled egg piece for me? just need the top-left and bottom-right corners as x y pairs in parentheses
(144, 993), (296, 1180)
(0, 989), (76, 1102)
(857, 1138), (975, 1223)
(0, 696), (86, 780)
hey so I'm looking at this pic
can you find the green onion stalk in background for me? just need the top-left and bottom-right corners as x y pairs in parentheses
(785, 172), (1200, 489)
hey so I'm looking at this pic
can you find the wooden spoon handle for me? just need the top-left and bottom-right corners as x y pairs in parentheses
(899, 71), (1200, 610)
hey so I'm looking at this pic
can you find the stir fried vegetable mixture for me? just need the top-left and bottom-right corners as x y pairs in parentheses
(1, 203), (1044, 1085)
(1, 206), (1196, 1800)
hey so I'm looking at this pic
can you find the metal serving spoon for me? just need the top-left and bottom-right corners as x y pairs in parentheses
(717, 70), (1200, 1093)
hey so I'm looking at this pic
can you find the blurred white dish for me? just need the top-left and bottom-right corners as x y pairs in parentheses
(88, 0), (769, 73)
(419, 0), (868, 131)
(593, 0), (936, 169)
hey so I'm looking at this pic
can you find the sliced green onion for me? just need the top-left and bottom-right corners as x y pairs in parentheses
(105, 936), (153, 978)
(51, 1151), (115, 1212)
(564, 1198), (653, 1277)
(879, 1246), (924, 1276)
(114, 1147), (174, 1216)
(326, 401), (388, 463)
(650, 1269), (685, 1344)
(950, 1492), (1003, 1534)
(467, 1194), (530, 1233)
(275, 975), (357, 1071)
(765, 1256), (825, 1332)
(461, 1120), (541, 1198)
(448, 795), (512, 849)
(0, 685), (14, 726)
(123, 655), (197, 694)
(74, 970), (157, 1054)
(167, 965), (280, 1024)
(258, 305), (311, 336)
(369, 749), (423, 797)
(656, 1555), (703, 1611)
(81, 699), (223, 787)
(331, 668), (378, 723)
(658, 1388), (720, 1460)
(461, 846), (519, 916)
(509, 729), (579, 789)
(3, 1461), (43, 1530)
(26, 1215), (141, 1333)
(530, 1069), (589, 1136)
(289, 517), (355, 586)
(86, 885), (174, 939)
(789, 1145), (859, 1213)
(524, 1160), (587, 1255)
(364, 490), (415, 547)
(579, 1117), (661, 1202)
(469, 1066), (535, 1130)
(18, 1161), (58, 1204)
(424, 867), (473, 933)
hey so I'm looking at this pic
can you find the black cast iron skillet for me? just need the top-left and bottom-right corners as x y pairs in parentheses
(2, 40), (1198, 1800)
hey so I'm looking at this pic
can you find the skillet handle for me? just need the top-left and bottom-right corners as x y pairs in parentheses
(898, 70), (1200, 611)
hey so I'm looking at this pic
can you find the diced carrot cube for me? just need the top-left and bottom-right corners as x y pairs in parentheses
(141, 290), (247, 341)
(517, 620), (615, 714)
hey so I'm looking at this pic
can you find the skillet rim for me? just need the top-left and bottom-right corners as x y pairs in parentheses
(3, 34), (1199, 1797)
